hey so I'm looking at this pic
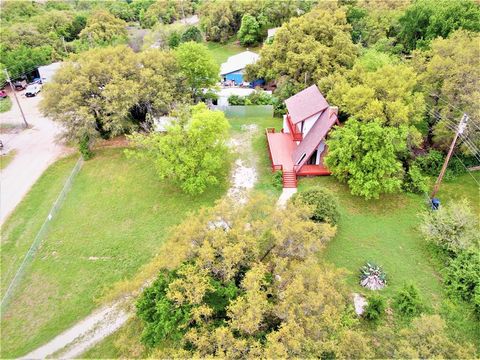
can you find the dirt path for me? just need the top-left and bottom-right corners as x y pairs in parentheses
(0, 90), (68, 226)
(19, 124), (262, 359)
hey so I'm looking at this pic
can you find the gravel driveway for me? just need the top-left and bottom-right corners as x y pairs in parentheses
(0, 89), (69, 226)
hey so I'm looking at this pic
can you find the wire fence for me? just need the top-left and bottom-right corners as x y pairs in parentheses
(0, 157), (84, 313)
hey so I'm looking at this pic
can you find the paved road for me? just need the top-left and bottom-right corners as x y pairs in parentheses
(0, 89), (68, 226)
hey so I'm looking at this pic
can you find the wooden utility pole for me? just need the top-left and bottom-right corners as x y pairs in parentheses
(430, 113), (469, 199)
(4, 69), (29, 128)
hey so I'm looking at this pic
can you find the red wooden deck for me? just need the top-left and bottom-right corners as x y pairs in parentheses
(265, 128), (331, 187)
(266, 130), (296, 171)
(296, 164), (331, 176)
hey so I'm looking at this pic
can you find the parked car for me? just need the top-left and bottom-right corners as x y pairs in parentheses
(0, 90), (7, 99)
(32, 77), (42, 84)
(14, 80), (27, 90)
(25, 84), (41, 97)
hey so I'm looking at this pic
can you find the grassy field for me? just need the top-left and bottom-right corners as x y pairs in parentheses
(0, 97), (12, 113)
(0, 149), (17, 170)
(206, 41), (262, 66)
(225, 105), (282, 196)
(0, 148), (228, 358)
(298, 172), (480, 345)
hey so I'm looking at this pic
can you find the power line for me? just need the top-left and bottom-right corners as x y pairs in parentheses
(429, 95), (480, 130)
(430, 113), (469, 199)
(3, 69), (28, 128)
(453, 153), (480, 187)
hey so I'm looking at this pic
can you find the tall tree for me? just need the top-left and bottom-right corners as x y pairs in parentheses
(126, 103), (230, 195)
(175, 42), (219, 100)
(199, 0), (238, 43)
(136, 196), (342, 357)
(237, 14), (261, 46)
(246, 5), (358, 94)
(414, 30), (480, 154)
(40, 46), (186, 148)
(325, 119), (408, 199)
(79, 10), (127, 46)
(327, 62), (425, 143)
(397, 0), (480, 52)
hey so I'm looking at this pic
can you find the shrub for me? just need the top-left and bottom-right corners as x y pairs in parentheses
(227, 91), (275, 106)
(413, 150), (466, 180)
(359, 262), (387, 290)
(419, 199), (479, 255)
(292, 187), (340, 225)
(403, 164), (429, 194)
(393, 283), (424, 319)
(227, 95), (245, 105)
(181, 26), (202, 43)
(443, 251), (480, 316)
(272, 170), (283, 189)
(79, 134), (92, 160)
(363, 294), (386, 322)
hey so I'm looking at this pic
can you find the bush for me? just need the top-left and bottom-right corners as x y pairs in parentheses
(363, 294), (386, 322)
(79, 134), (92, 160)
(292, 187), (340, 225)
(359, 262), (387, 290)
(227, 91), (275, 106)
(181, 26), (202, 43)
(419, 199), (479, 255)
(393, 283), (424, 319)
(403, 164), (428, 194)
(443, 251), (480, 315)
(413, 150), (466, 180)
(227, 95), (245, 105)
(272, 170), (283, 189)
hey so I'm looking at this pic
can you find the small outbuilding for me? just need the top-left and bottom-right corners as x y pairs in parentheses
(220, 51), (260, 85)
(37, 62), (63, 84)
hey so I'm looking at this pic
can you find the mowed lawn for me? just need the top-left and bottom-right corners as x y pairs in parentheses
(0, 148), (228, 358)
(298, 172), (480, 345)
(225, 106), (283, 196)
(206, 41), (261, 66)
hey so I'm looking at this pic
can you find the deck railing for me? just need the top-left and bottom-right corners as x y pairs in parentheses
(286, 115), (303, 141)
(265, 128), (281, 171)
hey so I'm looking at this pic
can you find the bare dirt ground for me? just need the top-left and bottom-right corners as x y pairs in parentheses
(0, 88), (69, 226)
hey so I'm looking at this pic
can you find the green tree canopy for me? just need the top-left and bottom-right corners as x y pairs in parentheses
(79, 10), (127, 46)
(246, 5), (358, 94)
(397, 0), (480, 52)
(40, 46), (187, 146)
(237, 14), (262, 46)
(136, 196), (344, 357)
(199, 0), (238, 43)
(327, 62), (425, 142)
(414, 30), (480, 154)
(325, 119), (408, 199)
(126, 103), (230, 195)
(175, 42), (219, 100)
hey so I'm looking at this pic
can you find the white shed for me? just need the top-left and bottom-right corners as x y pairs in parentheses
(37, 62), (63, 84)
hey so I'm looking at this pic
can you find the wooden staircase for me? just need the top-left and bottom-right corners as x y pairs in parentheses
(282, 170), (297, 188)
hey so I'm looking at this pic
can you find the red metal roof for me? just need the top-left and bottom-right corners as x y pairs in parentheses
(285, 85), (329, 124)
(292, 107), (337, 167)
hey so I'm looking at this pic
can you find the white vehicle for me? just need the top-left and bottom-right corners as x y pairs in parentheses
(25, 84), (42, 97)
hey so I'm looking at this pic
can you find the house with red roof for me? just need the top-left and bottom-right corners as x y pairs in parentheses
(266, 85), (339, 188)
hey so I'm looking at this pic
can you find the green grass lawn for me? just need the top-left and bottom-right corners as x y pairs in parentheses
(225, 105), (283, 196)
(298, 172), (480, 345)
(0, 149), (17, 170)
(0, 97), (12, 113)
(0, 148), (228, 358)
(206, 41), (262, 66)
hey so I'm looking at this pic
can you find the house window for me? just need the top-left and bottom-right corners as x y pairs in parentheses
(297, 153), (306, 165)
(307, 150), (318, 165)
